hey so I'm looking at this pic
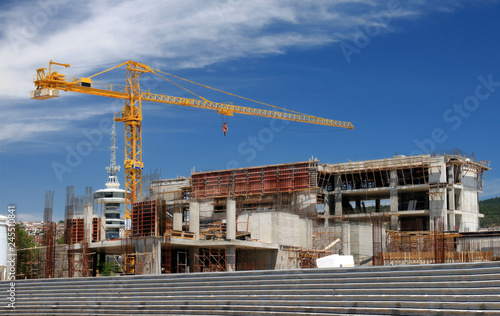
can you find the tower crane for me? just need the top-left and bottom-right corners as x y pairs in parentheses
(31, 60), (354, 233)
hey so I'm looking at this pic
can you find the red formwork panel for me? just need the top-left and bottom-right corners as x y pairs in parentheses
(92, 217), (99, 242)
(191, 161), (316, 199)
(132, 200), (157, 237)
(66, 218), (84, 244)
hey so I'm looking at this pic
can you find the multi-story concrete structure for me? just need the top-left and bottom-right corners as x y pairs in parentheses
(317, 154), (490, 232)
(49, 153), (493, 278)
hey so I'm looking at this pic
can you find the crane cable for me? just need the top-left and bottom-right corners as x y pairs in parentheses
(152, 69), (317, 118)
(150, 70), (210, 103)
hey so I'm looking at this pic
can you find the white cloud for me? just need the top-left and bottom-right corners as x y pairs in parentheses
(16, 213), (41, 222)
(0, 0), (485, 151)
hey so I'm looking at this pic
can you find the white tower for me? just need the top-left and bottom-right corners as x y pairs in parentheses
(94, 118), (125, 239)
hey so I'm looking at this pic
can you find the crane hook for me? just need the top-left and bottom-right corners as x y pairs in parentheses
(222, 122), (228, 136)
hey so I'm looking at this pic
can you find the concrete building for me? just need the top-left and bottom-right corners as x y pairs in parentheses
(109, 154), (491, 273)
(24, 153), (494, 279)
(317, 154), (490, 232)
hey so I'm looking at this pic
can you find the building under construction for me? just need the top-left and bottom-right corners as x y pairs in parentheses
(15, 153), (498, 279)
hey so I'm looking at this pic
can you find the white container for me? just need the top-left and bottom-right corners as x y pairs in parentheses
(316, 254), (354, 268)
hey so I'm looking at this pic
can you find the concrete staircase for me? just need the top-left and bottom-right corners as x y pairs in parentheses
(1, 261), (499, 315)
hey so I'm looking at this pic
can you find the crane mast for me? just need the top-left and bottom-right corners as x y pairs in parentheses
(31, 60), (354, 235)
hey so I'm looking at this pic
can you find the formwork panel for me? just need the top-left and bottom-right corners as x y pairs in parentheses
(192, 161), (316, 199)
(132, 200), (157, 237)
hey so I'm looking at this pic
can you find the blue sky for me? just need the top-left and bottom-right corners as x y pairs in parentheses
(1, 0), (500, 222)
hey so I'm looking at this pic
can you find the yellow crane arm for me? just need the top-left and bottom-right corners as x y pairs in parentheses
(32, 66), (353, 129)
(140, 92), (354, 129)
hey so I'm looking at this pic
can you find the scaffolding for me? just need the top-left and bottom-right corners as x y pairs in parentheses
(376, 217), (493, 266)
(194, 249), (227, 272)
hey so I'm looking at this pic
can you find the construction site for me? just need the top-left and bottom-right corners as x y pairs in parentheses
(14, 149), (498, 279)
(3, 2), (500, 313)
(8, 60), (497, 279)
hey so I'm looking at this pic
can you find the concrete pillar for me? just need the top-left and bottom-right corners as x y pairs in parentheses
(84, 204), (92, 243)
(173, 213), (182, 231)
(390, 170), (398, 187)
(153, 238), (162, 274)
(448, 212), (456, 231)
(334, 193), (342, 217)
(323, 194), (331, 227)
(333, 175), (343, 217)
(341, 221), (350, 256)
(390, 190), (398, 213)
(390, 170), (398, 213)
(99, 216), (106, 241)
(391, 215), (399, 231)
(226, 245), (236, 271)
(189, 201), (200, 239)
(355, 199), (361, 213)
(375, 199), (381, 212)
(334, 174), (342, 191)
(447, 164), (454, 185)
(448, 187), (455, 211)
(226, 198), (236, 240)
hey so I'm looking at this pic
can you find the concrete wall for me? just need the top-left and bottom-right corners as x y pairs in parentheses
(275, 247), (301, 270)
(460, 189), (479, 232)
(350, 223), (373, 263)
(249, 212), (312, 248)
(429, 157), (446, 184)
(199, 201), (214, 220)
(297, 192), (317, 217)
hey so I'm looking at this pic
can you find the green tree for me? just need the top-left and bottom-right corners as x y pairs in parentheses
(15, 223), (39, 279)
(15, 223), (36, 249)
(56, 231), (66, 245)
(479, 197), (500, 228)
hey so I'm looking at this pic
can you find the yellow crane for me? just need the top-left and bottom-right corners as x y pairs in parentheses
(31, 60), (354, 231)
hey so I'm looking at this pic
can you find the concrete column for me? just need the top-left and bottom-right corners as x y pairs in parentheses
(448, 187), (455, 211)
(391, 215), (399, 231)
(226, 198), (236, 240)
(448, 212), (456, 231)
(389, 170), (398, 213)
(334, 193), (342, 217)
(189, 201), (200, 240)
(153, 238), (162, 274)
(375, 199), (381, 212)
(390, 189), (398, 213)
(99, 216), (106, 241)
(447, 164), (455, 185)
(173, 213), (183, 231)
(341, 221), (350, 256)
(226, 245), (236, 271)
(334, 174), (342, 191)
(390, 170), (398, 187)
(323, 193), (331, 227)
(84, 204), (92, 243)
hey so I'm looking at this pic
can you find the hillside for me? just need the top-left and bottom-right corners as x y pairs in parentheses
(479, 196), (500, 228)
